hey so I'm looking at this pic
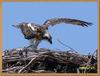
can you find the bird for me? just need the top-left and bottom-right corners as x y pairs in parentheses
(12, 18), (92, 49)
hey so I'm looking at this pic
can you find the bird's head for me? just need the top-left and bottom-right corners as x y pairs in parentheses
(43, 30), (52, 44)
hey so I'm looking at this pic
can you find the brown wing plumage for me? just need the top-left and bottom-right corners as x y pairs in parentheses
(43, 18), (92, 29)
(12, 22), (39, 39)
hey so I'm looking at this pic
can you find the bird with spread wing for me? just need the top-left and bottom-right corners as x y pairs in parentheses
(12, 18), (92, 49)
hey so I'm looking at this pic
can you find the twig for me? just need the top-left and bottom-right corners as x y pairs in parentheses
(18, 55), (39, 73)
(18, 53), (47, 73)
(83, 50), (97, 73)
(57, 39), (78, 53)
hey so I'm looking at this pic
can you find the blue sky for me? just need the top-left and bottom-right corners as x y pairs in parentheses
(2, 2), (97, 54)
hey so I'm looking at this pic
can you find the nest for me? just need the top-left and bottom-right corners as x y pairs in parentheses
(2, 48), (97, 73)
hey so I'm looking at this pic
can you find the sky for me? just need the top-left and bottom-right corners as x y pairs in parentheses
(2, 2), (97, 54)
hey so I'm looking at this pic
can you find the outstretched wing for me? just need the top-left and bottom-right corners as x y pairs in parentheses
(43, 18), (92, 29)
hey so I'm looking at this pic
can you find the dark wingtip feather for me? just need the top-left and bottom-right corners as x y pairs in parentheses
(82, 22), (93, 27)
(86, 22), (93, 26)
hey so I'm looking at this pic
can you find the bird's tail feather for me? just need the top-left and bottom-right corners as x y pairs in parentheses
(12, 25), (20, 28)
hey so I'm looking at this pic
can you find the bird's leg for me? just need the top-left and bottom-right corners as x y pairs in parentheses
(29, 39), (36, 50)
(29, 39), (41, 51)
(34, 39), (41, 49)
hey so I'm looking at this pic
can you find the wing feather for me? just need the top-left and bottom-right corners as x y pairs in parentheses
(12, 22), (38, 39)
(43, 18), (92, 29)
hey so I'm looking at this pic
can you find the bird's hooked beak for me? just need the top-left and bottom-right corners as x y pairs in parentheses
(47, 36), (52, 44)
